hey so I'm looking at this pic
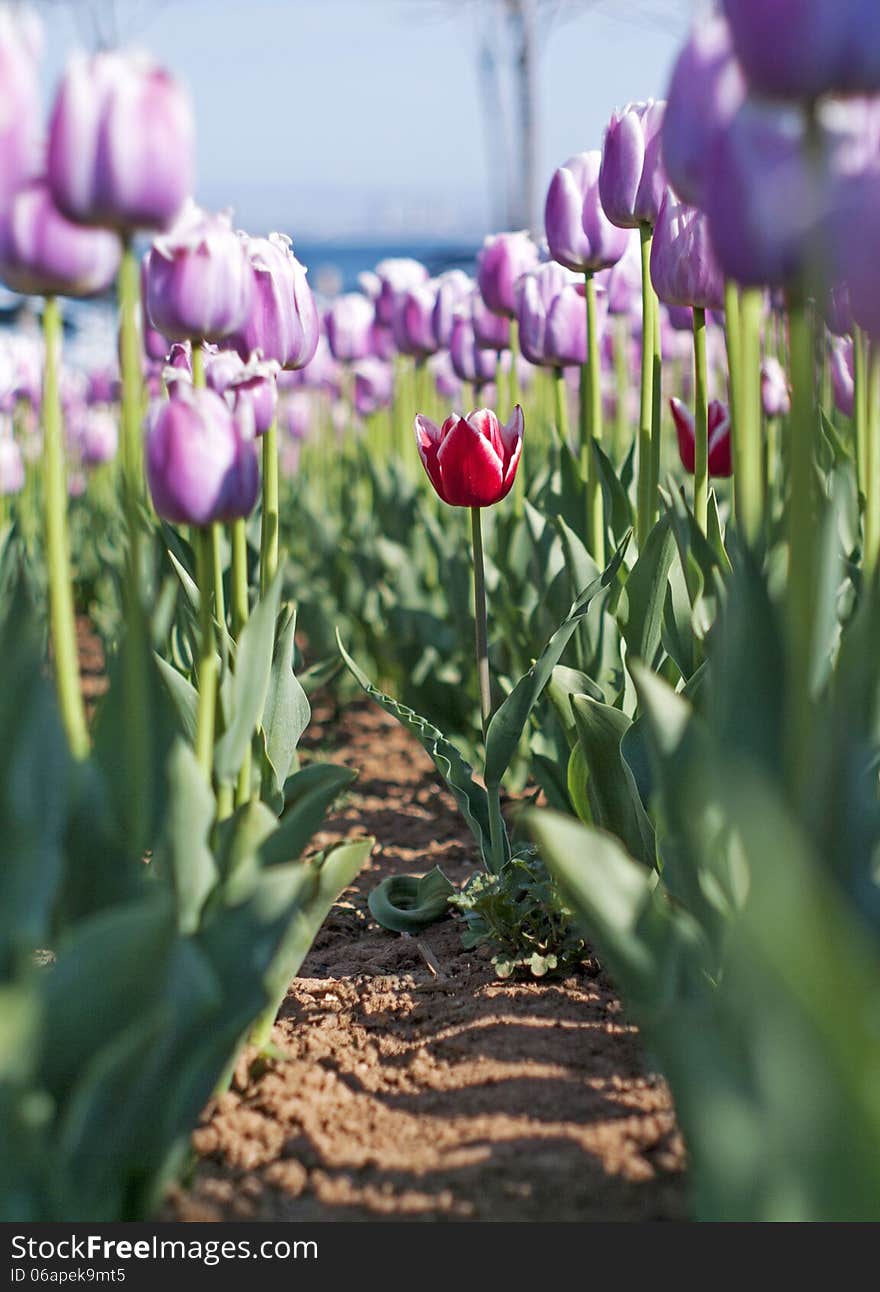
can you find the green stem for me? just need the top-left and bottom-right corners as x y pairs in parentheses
(553, 367), (570, 452)
(855, 325), (869, 498)
(210, 523), (226, 632)
(471, 506), (506, 874)
(42, 297), (89, 761)
(651, 282), (662, 516)
(231, 517), (252, 807)
(724, 281), (744, 526)
(583, 271), (605, 566)
(864, 343), (880, 578)
(739, 288), (764, 545)
(613, 316), (629, 463)
(636, 225), (655, 548)
(785, 297), (817, 798)
(191, 343), (205, 388)
(260, 418), (279, 595)
(195, 526), (218, 781)
(692, 306), (708, 534)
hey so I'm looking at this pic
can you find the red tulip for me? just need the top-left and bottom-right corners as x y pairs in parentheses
(414, 405), (523, 507)
(671, 396), (732, 477)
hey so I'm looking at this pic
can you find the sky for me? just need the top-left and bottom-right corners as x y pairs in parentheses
(36, 0), (697, 243)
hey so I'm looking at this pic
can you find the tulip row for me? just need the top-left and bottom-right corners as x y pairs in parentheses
(2, 0), (880, 1222)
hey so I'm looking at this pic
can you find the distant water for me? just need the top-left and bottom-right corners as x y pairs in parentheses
(294, 238), (480, 294)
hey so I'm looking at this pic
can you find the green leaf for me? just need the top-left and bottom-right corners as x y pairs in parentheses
(154, 741), (218, 935)
(619, 514), (675, 665)
(259, 603), (310, 809)
(483, 533), (630, 788)
(214, 566), (285, 784)
(570, 694), (655, 865)
(259, 763), (357, 866)
(566, 742), (593, 825)
(368, 866), (455, 933)
(338, 630), (491, 864)
(154, 653), (198, 744)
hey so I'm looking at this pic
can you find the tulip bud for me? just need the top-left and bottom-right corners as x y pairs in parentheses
(431, 270), (473, 348)
(226, 355), (279, 436)
(516, 262), (586, 368)
(414, 406), (524, 507)
(830, 337), (855, 417)
(449, 314), (498, 386)
(650, 190), (725, 311)
(761, 356), (791, 418)
(145, 201), (254, 344)
(601, 231), (642, 316)
(599, 100), (667, 230)
(722, 0), (880, 101)
(353, 357), (393, 417)
(663, 13), (745, 208)
(0, 178), (121, 298)
(476, 231), (539, 318)
(671, 396), (733, 477)
(392, 280), (439, 358)
(471, 287), (510, 350)
(545, 151), (629, 273)
(228, 233), (318, 370)
(145, 383), (259, 525)
(325, 292), (375, 363)
(78, 406), (119, 467)
(361, 259), (429, 327)
(48, 50), (194, 232)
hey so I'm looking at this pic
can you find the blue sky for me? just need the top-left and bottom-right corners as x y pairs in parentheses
(39, 0), (695, 240)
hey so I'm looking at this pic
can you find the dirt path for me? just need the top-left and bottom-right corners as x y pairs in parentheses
(167, 702), (687, 1222)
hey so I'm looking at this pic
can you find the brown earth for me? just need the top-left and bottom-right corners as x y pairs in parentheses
(165, 700), (688, 1223)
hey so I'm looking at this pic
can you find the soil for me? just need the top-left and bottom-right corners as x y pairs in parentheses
(164, 700), (688, 1223)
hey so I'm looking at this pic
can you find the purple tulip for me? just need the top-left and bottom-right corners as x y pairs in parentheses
(722, 0), (880, 101)
(0, 10), (42, 225)
(476, 231), (540, 318)
(650, 190), (725, 311)
(471, 287), (510, 350)
(228, 233), (318, 370)
(325, 292), (374, 363)
(663, 12), (746, 207)
(145, 201), (255, 343)
(431, 269), (473, 348)
(353, 357), (394, 417)
(834, 167), (880, 338)
(145, 382), (259, 526)
(361, 259), (429, 328)
(78, 406), (119, 466)
(140, 252), (170, 361)
(0, 430), (25, 495)
(226, 355), (279, 436)
(368, 320), (396, 362)
(665, 304), (694, 331)
(0, 178), (121, 298)
(48, 50), (194, 232)
(829, 337), (855, 416)
(392, 280), (439, 358)
(600, 230), (642, 316)
(429, 351), (462, 402)
(516, 262), (586, 368)
(705, 98), (837, 288)
(761, 356), (791, 418)
(449, 314), (498, 386)
(822, 282), (853, 337)
(278, 391), (312, 441)
(545, 151), (629, 273)
(86, 367), (120, 406)
(599, 100), (667, 230)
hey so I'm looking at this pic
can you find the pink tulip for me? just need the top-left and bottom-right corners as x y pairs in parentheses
(671, 397), (732, 477)
(414, 406), (523, 507)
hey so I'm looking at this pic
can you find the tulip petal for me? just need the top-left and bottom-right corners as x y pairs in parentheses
(436, 416), (504, 507)
(414, 413), (449, 502)
(670, 396), (696, 473)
